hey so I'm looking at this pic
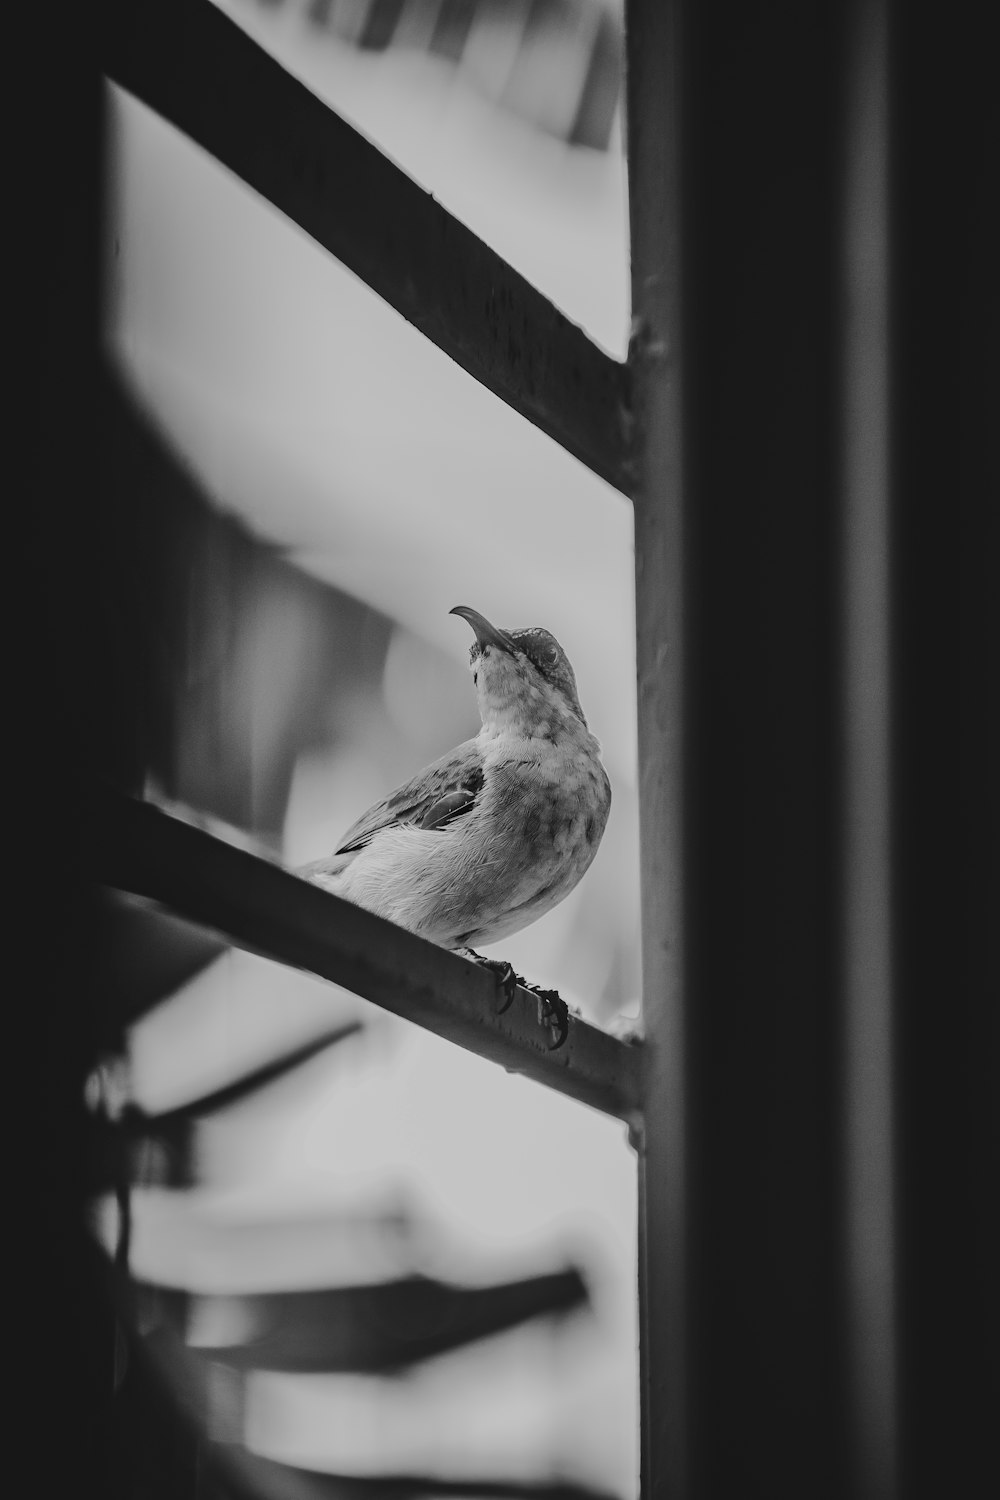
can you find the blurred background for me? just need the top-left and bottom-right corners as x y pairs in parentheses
(91, 2), (640, 1497)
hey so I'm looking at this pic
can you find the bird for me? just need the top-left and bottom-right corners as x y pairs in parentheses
(299, 606), (612, 1046)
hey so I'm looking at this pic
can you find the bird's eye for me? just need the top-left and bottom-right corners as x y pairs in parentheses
(537, 645), (559, 669)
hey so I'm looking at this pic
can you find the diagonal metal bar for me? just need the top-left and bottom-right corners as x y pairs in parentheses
(128, 1021), (364, 1124)
(88, 791), (642, 1124)
(101, 0), (633, 498)
(183, 1268), (588, 1373)
(111, 1305), (622, 1500)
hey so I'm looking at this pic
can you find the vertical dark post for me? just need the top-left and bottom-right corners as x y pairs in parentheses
(629, 2), (692, 1500)
(624, 1), (689, 1496)
(17, 4), (112, 1495)
(838, 3), (897, 1495)
(889, 3), (994, 1496)
(627, 1), (855, 1495)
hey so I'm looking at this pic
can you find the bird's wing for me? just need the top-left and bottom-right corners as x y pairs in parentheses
(334, 739), (485, 854)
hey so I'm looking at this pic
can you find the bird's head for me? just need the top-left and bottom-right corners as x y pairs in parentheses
(450, 605), (588, 735)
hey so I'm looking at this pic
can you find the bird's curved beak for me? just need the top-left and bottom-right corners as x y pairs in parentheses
(450, 605), (515, 655)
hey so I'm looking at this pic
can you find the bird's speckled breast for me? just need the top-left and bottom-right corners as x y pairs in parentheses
(457, 723), (611, 947)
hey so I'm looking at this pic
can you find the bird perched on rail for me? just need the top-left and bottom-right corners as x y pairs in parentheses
(300, 606), (612, 1046)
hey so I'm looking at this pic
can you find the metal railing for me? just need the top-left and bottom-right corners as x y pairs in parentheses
(91, 789), (642, 1125)
(81, 3), (995, 1499)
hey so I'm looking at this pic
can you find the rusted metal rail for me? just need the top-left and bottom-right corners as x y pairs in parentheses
(89, 791), (642, 1126)
(101, 0), (632, 498)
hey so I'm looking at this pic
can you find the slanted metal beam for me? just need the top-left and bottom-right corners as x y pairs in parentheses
(88, 791), (642, 1125)
(186, 1268), (588, 1373)
(101, 0), (633, 498)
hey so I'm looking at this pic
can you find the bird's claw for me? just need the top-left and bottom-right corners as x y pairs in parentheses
(494, 962), (518, 1013)
(462, 951), (518, 1012)
(459, 950), (569, 1044)
(529, 986), (570, 1049)
(500, 972), (569, 1045)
